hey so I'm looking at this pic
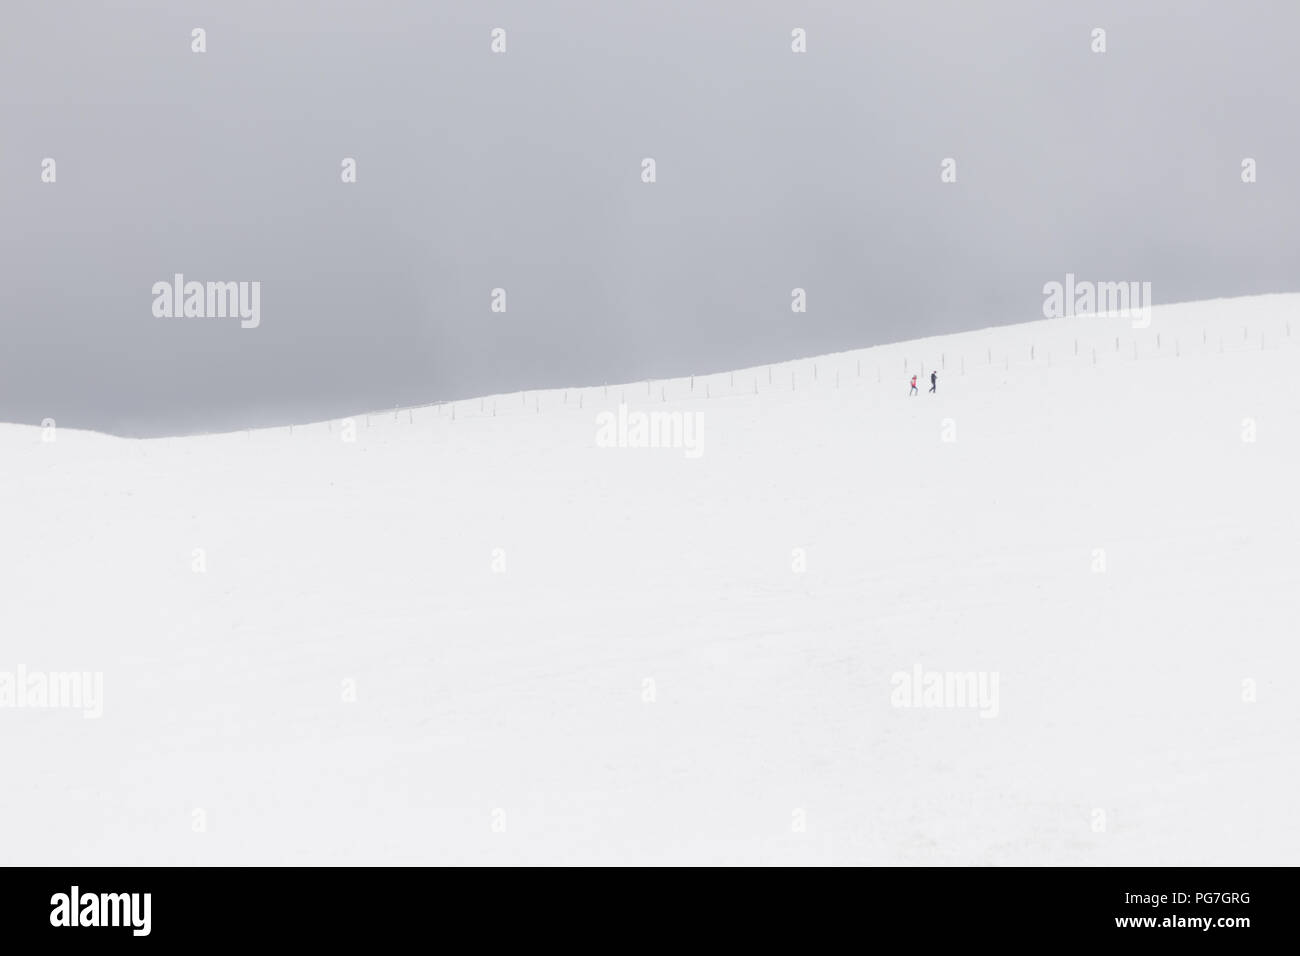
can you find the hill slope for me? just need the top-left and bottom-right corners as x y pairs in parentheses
(2, 294), (1298, 864)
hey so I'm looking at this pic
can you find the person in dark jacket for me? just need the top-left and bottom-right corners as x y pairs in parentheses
(929, 371), (937, 393)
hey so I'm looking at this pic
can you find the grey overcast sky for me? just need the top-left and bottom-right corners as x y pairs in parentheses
(1, 0), (1296, 436)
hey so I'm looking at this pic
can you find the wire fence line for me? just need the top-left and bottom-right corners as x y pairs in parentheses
(262, 318), (1295, 436)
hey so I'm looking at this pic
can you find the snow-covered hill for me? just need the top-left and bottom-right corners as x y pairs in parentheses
(2, 294), (1298, 865)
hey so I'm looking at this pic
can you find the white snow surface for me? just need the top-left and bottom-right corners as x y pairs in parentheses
(2, 294), (1298, 865)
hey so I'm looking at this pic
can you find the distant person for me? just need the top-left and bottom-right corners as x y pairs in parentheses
(929, 371), (937, 393)
(909, 374), (918, 395)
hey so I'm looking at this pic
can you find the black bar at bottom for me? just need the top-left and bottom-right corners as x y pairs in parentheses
(0, 866), (1284, 944)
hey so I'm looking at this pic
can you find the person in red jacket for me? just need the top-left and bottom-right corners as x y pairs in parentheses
(909, 374), (918, 395)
